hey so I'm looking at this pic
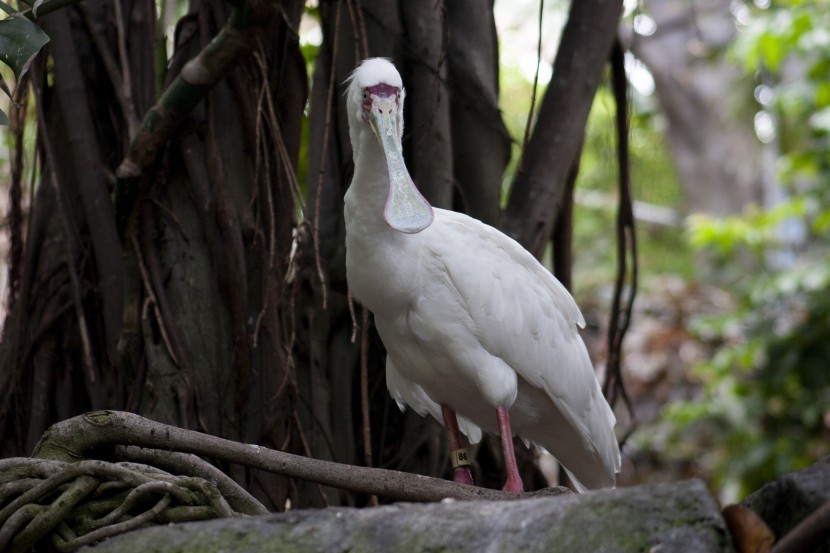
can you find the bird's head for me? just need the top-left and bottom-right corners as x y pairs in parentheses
(346, 58), (433, 234)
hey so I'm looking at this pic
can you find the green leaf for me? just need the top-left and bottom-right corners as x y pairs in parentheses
(0, 13), (49, 79)
(790, 11), (814, 44)
(758, 32), (784, 72)
(0, 73), (10, 97)
(815, 80), (830, 108)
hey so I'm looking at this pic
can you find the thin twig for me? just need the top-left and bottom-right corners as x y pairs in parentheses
(520, 0), (544, 165)
(345, 0), (369, 63)
(359, 308), (378, 506)
(312, 0), (345, 311)
(251, 57), (274, 347)
(148, 198), (189, 242)
(76, 0), (119, 72)
(251, 81), (276, 348)
(251, 43), (303, 346)
(130, 235), (180, 367)
(6, 73), (27, 308)
(253, 44), (304, 209)
(291, 412), (330, 507)
(29, 65), (98, 385)
(603, 38), (637, 429)
(112, 0), (139, 136)
(347, 288), (359, 343)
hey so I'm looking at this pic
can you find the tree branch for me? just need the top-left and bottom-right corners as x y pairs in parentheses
(503, 0), (624, 258)
(114, 0), (282, 238)
(33, 411), (570, 504)
(770, 498), (830, 553)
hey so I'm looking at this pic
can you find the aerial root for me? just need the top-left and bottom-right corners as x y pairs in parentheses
(0, 456), (257, 553)
(0, 410), (572, 552)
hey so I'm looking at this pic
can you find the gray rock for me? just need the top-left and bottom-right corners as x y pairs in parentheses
(86, 479), (733, 553)
(741, 455), (830, 552)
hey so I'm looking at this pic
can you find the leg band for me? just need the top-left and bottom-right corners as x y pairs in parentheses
(450, 448), (471, 469)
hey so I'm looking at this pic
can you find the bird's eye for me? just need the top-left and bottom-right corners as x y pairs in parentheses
(362, 92), (368, 101)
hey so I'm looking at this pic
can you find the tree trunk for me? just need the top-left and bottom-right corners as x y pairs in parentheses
(445, 0), (510, 226)
(1, 0), (306, 511)
(626, 0), (765, 215)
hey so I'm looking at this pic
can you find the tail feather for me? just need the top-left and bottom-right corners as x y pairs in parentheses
(513, 378), (620, 491)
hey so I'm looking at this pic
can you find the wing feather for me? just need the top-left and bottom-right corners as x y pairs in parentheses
(427, 210), (619, 479)
(386, 356), (483, 444)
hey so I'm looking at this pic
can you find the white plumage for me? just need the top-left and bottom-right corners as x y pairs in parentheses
(344, 58), (620, 492)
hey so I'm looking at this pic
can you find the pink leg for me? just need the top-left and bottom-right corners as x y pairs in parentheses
(441, 404), (474, 486)
(497, 406), (524, 493)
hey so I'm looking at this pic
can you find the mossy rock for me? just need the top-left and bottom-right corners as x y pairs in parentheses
(86, 479), (733, 553)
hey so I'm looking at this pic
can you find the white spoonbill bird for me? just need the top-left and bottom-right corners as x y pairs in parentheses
(344, 58), (620, 492)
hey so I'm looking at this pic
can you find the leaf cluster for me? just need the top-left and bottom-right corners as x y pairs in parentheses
(665, 260), (830, 498)
(735, 1), (830, 189)
(0, 1), (49, 124)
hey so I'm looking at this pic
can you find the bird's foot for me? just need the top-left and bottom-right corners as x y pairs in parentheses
(453, 466), (474, 486)
(502, 477), (524, 494)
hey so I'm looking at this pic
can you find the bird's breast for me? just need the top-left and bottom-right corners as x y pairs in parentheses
(344, 217), (427, 320)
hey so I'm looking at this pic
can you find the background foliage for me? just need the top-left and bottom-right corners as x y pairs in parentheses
(621, 0), (829, 500)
